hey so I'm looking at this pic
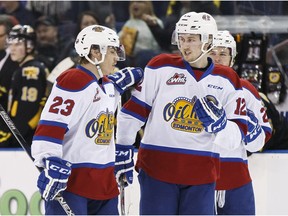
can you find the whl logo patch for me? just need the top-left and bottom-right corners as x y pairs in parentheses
(166, 73), (186, 85)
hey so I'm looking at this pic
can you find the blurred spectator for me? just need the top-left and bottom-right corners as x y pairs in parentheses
(0, 15), (19, 148)
(2, 25), (49, 147)
(0, 1), (36, 26)
(25, 1), (72, 21)
(34, 16), (72, 71)
(118, 1), (164, 69)
(144, 1), (182, 53)
(54, 11), (101, 75)
(179, 1), (221, 15)
(111, 1), (130, 23)
(0, 15), (19, 111)
(46, 11), (101, 92)
(86, 2), (116, 29)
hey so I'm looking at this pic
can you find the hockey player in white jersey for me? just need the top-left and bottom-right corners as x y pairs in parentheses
(209, 30), (272, 215)
(115, 12), (248, 215)
(31, 25), (143, 215)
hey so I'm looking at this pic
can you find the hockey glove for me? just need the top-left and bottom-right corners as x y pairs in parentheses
(37, 157), (71, 201)
(194, 95), (227, 133)
(115, 144), (134, 186)
(246, 109), (262, 143)
(108, 67), (143, 94)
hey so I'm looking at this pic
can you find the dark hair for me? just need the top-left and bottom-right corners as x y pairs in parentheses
(34, 16), (57, 29)
(79, 45), (100, 64)
(75, 11), (100, 37)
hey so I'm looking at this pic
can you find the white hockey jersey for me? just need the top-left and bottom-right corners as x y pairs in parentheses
(31, 65), (120, 200)
(116, 54), (248, 185)
(216, 79), (272, 190)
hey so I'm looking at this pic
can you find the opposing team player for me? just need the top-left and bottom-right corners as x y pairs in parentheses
(115, 12), (247, 215)
(209, 30), (272, 215)
(5, 25), (48, 147)
(31, 25), (143, 215)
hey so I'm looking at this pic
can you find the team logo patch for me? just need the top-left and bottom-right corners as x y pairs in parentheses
(163, 96), (203, 133)
(166, 73), (186, 85)
(93, 26), (105, 32)
(22, 67), (39, 80)
(85, 108), (114, 145)
(202, 14), (211, 21)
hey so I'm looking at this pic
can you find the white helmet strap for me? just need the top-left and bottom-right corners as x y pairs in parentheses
(84, 54), (105, 78)
(188, 42), (214, 64)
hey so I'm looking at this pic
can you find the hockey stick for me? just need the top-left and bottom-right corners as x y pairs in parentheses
(117, 98), (126, 216)
(0, 104), (75, 216)
(119, 175), (126, 215)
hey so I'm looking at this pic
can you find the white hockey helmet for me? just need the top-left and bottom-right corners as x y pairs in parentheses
(75, 25), (125, 65)
(214, 30), (237, 62)
(172, 12), (218, 45)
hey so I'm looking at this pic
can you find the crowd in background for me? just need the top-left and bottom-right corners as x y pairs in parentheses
(0, 0), (288, 150)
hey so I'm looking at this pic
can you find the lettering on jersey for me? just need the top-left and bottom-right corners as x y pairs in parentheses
(85, 108), (114, 145)
(93, 88), (101, 102)
(166, 73), (186, 85)
(22, 67), (39, 80)
(163, 96), (203, 133)
(207, 84), (223, 90)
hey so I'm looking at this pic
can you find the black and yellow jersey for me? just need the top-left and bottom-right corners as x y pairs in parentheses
(0, 50), (19, 111)
(4, 59), (49, 147)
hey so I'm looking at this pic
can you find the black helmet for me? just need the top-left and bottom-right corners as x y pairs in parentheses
(7, 24), (36, 53)
(8, 24), (35, 43)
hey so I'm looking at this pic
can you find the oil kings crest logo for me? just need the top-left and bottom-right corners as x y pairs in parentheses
(163, 96), (203, 133)
(85, 108), (114, 145)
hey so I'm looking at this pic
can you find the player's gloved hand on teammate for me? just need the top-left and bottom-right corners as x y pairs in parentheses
(108, 67), (143, 94)
(37, 157), (72, 201)
(194, 95), (227, 133)
(246, 109), (262, 143)
(115, 144), (134, 186)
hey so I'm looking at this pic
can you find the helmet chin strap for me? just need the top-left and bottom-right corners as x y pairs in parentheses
(85, 55), (105, 78)
(188, 43), (214, 64)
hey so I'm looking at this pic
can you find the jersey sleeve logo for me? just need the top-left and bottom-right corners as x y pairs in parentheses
(163, 96), (203, 133)
(22, 66), (40, 80)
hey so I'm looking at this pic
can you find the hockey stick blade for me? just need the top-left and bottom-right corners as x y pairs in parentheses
(0, 104), (75, 216)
